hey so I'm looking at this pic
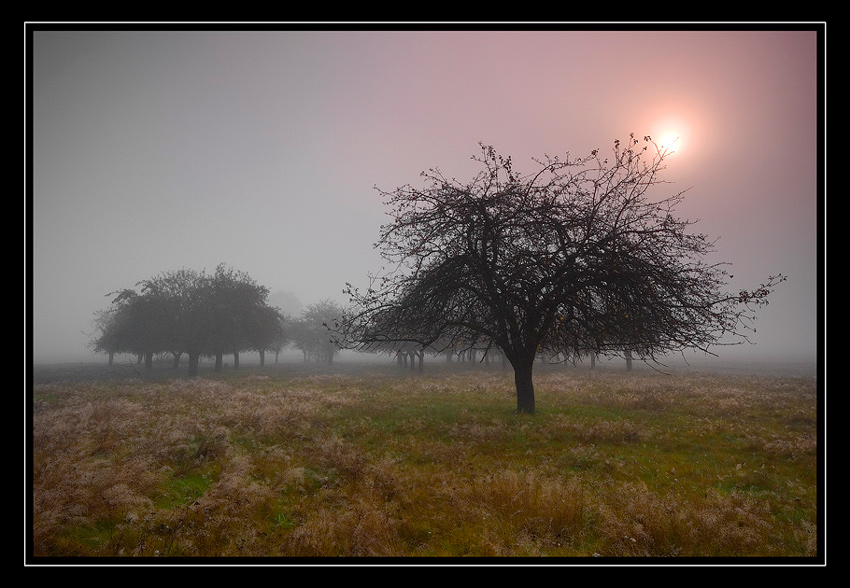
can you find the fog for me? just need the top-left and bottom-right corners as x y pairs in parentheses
(28, 25), (822, 369)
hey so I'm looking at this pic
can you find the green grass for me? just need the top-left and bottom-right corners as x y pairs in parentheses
(156, 473), (214, 509)
(30, 361), (819, 560)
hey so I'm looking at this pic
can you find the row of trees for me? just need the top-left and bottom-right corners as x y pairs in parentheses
(91, 137), (784, 414)
(334, 137), (785, 413)
(90, 264), (345, 376)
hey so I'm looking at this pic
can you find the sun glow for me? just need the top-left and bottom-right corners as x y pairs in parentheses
(650, 117), (689, 157)
(657, 132), (681, 154)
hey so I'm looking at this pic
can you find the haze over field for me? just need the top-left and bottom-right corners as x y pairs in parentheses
(28, 25), (822, 367)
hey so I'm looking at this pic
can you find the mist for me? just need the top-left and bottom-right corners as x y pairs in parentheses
(28, 26), (821, 370)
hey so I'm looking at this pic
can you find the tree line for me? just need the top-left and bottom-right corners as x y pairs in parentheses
(91, 136), (784, 413)
(90, 263), (345, 376)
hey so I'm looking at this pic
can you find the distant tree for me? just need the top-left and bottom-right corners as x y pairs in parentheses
(135, 268), (211, 376)
(202, 264), (276, 371)
(293, 300), (344, 365)
(90, 305), (129, 366)
(90, 288), (171, 368)
(337, 138), (785, 413)
(267, 290), (303, 317)
(266, 313), (291, 364)
(94, 265), (278, 377)
(247, 303), (285, 367)
(288, 318), (311, 363)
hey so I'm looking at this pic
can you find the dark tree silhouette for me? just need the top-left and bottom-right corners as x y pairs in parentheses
(89, 296), (144, 366)
(133, 267), (213, 376)
(337, 137), (784, 413)
(90, 286), (178, 369)
(202, 264), (276, 371)
(93, 264), (280, 376)
(249, 304), (285, 367)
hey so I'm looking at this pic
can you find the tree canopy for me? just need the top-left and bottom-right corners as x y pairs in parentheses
(337, 137), (785, 413)
(92, 264), (282, 376)
(290, 300), (344, 364)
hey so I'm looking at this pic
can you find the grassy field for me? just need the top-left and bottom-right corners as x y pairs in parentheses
(29, 359), (820, 562)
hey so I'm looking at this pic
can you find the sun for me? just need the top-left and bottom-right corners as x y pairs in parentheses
(656, 132), (681, 154)
(650, 117), (688, 157)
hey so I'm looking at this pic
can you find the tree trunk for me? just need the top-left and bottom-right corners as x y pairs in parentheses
(233, 351), (240, 369)
(108, 352), (114, 366)
(188, 352), (200, 377)
(417, 350), (424, 373)
(145, 351), (153, 370)
(259, 349), (265, 367)
(513, 359), (536, 414)
(625, 350), (633, 371)
(172, 352), (182, 368)
(215, 352), (223, 372)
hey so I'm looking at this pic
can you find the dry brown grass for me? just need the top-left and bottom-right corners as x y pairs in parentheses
(30, 363), (819, 560)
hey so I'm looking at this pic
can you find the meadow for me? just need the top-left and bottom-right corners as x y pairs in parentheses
(29, 359), (820, 561)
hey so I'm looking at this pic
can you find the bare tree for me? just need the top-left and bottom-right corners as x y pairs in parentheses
(337, 137), (784, 413)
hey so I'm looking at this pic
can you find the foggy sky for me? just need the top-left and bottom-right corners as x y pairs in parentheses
(28, 25), (822, 365)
